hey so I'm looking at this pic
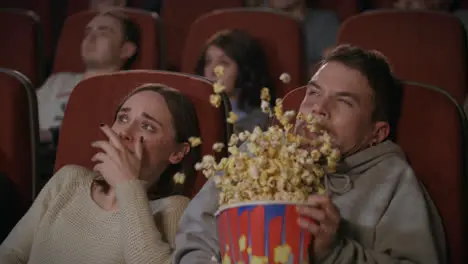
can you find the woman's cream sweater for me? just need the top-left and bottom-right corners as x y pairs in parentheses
(0, 165), (189, 264)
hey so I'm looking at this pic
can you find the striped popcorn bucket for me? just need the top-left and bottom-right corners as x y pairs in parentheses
(215, 201), (312, 264)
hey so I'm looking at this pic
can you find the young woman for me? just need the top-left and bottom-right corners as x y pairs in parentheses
(0, 84), (201, 264)
(196, 29), (275, 133)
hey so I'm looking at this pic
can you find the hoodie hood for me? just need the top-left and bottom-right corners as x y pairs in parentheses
(325, 140), (406, 195)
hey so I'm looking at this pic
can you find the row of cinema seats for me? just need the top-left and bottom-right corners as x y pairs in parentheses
(1, 7), (467, 103)
(0, 7), (304, 98)
(1, 66), (468, 262)
(0, 0), (388, 77)
(1, 3), (468, 264)
(0, 0), (247, 74)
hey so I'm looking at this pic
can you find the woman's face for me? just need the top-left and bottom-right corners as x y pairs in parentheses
(203, 45), (239, 96)
(111, 90), (188, 185)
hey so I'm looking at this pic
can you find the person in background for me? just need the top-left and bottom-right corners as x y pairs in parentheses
(142, 0), (163, 13)
(268, 0), (340, 76)
(38, 9), (139, 146)
(392, 0), (468, 119)
(90, 0), (127, 11)
(37, 10), (140, 180)
(195, 29), (275, 133)
(392, 0), (450, 10)
(173, 45), (446, 264)
(0, 84), (201, 264)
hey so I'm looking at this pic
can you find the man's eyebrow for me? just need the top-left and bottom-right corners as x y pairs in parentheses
(305, 81), (361, 104)
(335, 91), (361, 104)
(307, 80), (322, 90)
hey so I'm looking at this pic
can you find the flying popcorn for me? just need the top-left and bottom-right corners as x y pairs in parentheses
(188, 137), (202, 147)
(173, 172), (186, 184)
(212, 142), (225, 152)
(279, 73), (291, 84)
(226, 111), (239, 124)
(214, 65), (224, 77)
(213, 82), (225, 94)
(209, 94), (221, 108)
(260, 87), (271, 101)
(201, 82), (340, 206)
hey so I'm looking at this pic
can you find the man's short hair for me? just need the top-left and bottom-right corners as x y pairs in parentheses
(98, 9), (141, 69)
(320, 44), (404, 140)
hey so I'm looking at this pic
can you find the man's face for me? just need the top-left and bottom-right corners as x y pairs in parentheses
(295, 61), (389, 155)
(393, 0), (447, 10)
(81, 14), (125, 69)
(268, 0), (305, 20)
(90, 0), (126, 11)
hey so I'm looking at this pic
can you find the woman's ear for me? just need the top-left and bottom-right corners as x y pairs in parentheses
(168, 142), (190, 165)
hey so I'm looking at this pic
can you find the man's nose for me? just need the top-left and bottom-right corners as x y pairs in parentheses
(310, 100), (329, 119)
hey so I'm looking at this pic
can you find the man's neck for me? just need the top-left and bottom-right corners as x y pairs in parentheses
(92, 185), (119, 211)
(83, 66), (121, 79)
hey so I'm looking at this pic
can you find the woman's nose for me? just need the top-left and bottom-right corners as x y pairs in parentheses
(118, 128), (133, 142)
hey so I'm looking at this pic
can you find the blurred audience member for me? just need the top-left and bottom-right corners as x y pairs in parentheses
(37, 10), (140, 180)
(246, 0), (266, 7)
(392, 0), (468, 116)
(196, 30), (274, 133)
(38, 10), (139, 146)
(393, 0), (450, 10)
(268, 0), (340, 75)
(90, 0), (127, 11)
(142, 0), (163, 13)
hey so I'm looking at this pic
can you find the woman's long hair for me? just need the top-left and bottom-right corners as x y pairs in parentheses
(195, 29), (275, 111)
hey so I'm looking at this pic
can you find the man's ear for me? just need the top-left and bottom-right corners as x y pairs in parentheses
(168, 142), (190, 165)
(120, 41), (137, 62)
(372, 121), (390, 145)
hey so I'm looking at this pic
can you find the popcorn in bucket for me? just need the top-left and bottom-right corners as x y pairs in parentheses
(175, 67), (340, 264)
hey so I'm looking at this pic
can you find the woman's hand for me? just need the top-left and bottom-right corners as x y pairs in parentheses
(91, 124), (143, 188)
(296, 195), (341, 259)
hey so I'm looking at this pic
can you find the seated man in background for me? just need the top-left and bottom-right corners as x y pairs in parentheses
(268, 0), (340, 76)
(38, 10), (139, 146)
(37, 9), (140, 179)
(89, 0), (127, 11)
(173, 45), (446, 264)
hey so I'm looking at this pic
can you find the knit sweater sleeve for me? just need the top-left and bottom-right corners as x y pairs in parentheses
(0, 165), (82, 264)
(115, 180), (189, 264)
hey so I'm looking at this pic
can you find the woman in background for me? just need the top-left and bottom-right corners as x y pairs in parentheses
(196, 29), (275, 133)
(0, 84), (201, 264)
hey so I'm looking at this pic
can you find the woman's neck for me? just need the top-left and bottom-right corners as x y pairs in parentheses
(92, 183), (119, 211)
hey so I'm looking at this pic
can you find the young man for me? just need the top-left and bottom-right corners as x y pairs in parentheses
(173, 45), (446, 263)
(37, 10), (140, 145)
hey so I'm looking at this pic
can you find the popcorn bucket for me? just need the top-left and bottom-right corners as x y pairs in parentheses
(215, 201), (312, 264)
